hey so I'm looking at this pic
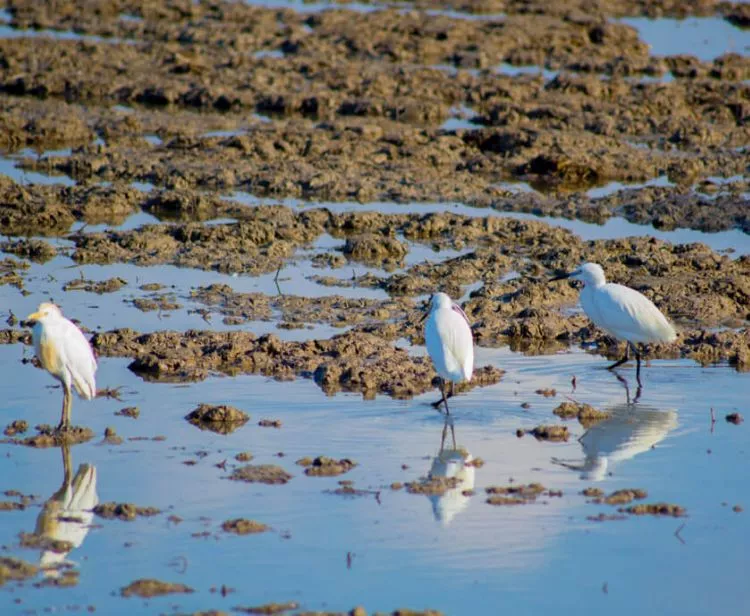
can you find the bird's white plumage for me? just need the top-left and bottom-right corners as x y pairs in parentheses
(571, 263), (676, 345)
(428, 448), (475, 525)
(30, 304), (97, 400)
(425, 293), (474, 383)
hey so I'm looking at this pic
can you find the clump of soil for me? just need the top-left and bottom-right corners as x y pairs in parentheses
(587, 513), (627, 522)
(131, 294), (182, 312)
(12, 425), (94, 448)
(4, 420), (28, 436)
(485, 483), (552, 505)
(0, 238), (56, 263)
(0, 501), (24, 511)
(228, 464), (292, 485)
(258, 419), (282, 428)
(115, 406), (140, 419)
(235, 451), (254, 462)
(0, 556), (38, 586)
(185, 404), (249, 434)
(553, 401), (610, 427)
(535, 388), (556, 397)
(297, 456), (357, 477)
(343, 234), (408, 269)
(581, 487), (604, 498)
(520, 425), (570, 442)
(93, 502), (161, 521)
(63, 276), (127, 294)
(19, 532), (73, 554)
(597, 489), (648, 505)
(221, 518), (269, 535)
(103, 426), (123, 445)
(726, 412), (743, 425)
(121, 578), (194, 598)
(233, 602), (299, 614)
(621, 503), (687, 517)
(405, 477), (462, 495)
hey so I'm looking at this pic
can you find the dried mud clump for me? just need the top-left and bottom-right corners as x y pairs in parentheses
(553, 401), (611, 427)
(93, 502), (161, 521)
(526, 425), (570, 442)
(297, 456), (358, 477)
(258, 419), (282, 428)
(121, 578), (194, 598)
(0, 239), (56, 263)
(221, 518), (269, 535)
(19, 532), (73, 554)
(12, 425), (94, 448)
(621, 503), (687, 517)
(0, 557), (38, 587)
(485, 483), (551, 505)
(406, 477), (462, 495)
(228, 464), (292, 485)
(4, 420), (28, 436)
(63, 277), (127, 294)
(115, 406), (140, 419)
(343, 234), (408, 269)
(726, 412), (744, 425)
(185, 404), (250, 434)
(598, 489), (648, 505)
(233, 602), (300, 615)
(581, 487), (604, 498)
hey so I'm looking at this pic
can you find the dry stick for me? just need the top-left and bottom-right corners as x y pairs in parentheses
(710, 407), (716, 433)
(674, 523), (686, 545)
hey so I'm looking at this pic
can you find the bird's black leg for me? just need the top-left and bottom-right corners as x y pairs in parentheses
(632, 342), (643, 388)
(607, 343), (629, 371)
(431, 378), (455, 409)
(441, 379), (451, 416)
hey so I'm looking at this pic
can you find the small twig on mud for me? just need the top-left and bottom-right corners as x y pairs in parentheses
(710, 407), (716, 433)
(674, 523), (686, 545)
(571, 375), (577, 392)
(346, 551), (354, 569)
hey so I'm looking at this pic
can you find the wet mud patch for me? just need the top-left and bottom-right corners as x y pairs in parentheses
(130, 293), (182, 313)
(121, 578), (194, 598)
(93, 502), (161, 521)
(519, 425), (570, 442)
(0, 238), (56, 263)
(63, 276), (127, 294)
(185, 404), (250, 434)
(18, 532), (73, 554)
(595, 489), (648, 505)
(233, 602), (299, 615)
(0, 556), (38, 587)
(228, 465), (293, 485)
(3, 420), (28, 436)
(296, 456), (358, 477)
(405, 476), (462, 495)
(485, 483), (560, 505)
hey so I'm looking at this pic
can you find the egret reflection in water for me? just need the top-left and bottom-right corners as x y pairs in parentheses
(34, 444), (98, 576)
(426, 419), (476, 526)
(553, 399), (678, 482)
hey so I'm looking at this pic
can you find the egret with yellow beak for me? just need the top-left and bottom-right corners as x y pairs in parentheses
(25, 303), (97, 430)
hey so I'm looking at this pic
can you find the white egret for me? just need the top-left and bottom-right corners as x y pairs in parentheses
(25, 303), (97, 430)
(424, 292), (474, 414)
(35, 445), (98, 576)
(551, 263), (676, 382)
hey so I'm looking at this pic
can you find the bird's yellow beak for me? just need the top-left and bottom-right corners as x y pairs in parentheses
(25, 311), (43, 323)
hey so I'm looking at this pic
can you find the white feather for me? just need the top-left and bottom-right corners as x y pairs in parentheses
(425, 293), (474, 383)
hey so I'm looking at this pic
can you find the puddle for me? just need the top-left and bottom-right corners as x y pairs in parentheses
(0, 24), (123, 44)
(242, 0), (384, 13)
(585, 175), (674, 199)
(0, 152), (76, 187)
(0, 9), (11, 23)
(144, 135), (163, 147)
(495, 63), (558, 81)
(253, 49), (286, 59)
(0, 340), (747, 613)
(119, 13), (144, 24)
(619, 16), (750, 61)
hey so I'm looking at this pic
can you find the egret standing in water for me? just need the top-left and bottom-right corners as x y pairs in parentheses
(25, 303), (97, 430)
(551, 263), (676, 382)
(425, 293), (474, 414)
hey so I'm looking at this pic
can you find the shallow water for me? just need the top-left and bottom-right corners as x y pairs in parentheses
(619, 16), (750, 61)
(0, 342), (747, 615)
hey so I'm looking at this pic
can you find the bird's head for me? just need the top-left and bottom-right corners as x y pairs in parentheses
(550, 262), (606, 288)
(25, 302), (63, 324)
(430, 292), (453, 312)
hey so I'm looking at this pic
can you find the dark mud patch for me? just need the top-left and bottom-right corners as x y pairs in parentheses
(595, 488), (648, 505)
(185, 404), (250, 434)
(121, 578), (194, 598)
(0, 238), (56, 263)
(621, 503), (687, 517)
(93, 502), (161, 521)
(258, 419), (282, 428)
(235, 452), (254, 462)
(296, 456), (358, 477)
(0, 501), (24, 511)
(587, 512), (628, 522)
(553, 401), (611, 427)
(519, 425), (570, 442)
(581, 487), (604, 498)
(19, 532), (73, 554)
(131, 293), (182, 312)
(485, 483), (558, 505)
(228, 465), (292, 485)
(726, 412), (744, 425)
(221, 519), (270, 535)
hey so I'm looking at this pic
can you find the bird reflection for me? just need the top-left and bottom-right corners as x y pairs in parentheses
(426, 419), (476, 526)
(553, 399), (678, 482)
(34, 444), (98, 576)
